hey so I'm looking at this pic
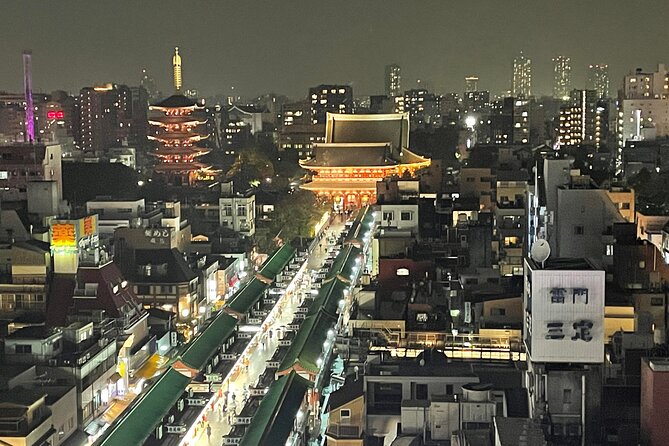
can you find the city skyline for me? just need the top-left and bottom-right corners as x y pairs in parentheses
(2, 0), (669, 99)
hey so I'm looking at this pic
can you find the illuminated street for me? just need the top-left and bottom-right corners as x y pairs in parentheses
(185, 220), (346, 446)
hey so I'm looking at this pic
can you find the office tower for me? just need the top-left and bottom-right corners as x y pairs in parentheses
(512, 51), (532, 98)
(385, 64), (401, 97)
(172, 47), (183, 94)
(552, 55), (572, 100)
(587, 64), (609, 99)
(465, 75), (479, 93)
(309, 85), (353, 125)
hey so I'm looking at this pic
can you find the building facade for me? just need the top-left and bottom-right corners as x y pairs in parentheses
(552, 55), (572, 100)
(385, 65), (401, 97)
(512, 52), (532, 98)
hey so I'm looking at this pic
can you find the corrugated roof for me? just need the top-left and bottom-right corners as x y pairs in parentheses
(180, 311), (238, 370)
(238, 371), (311, 446)
(95, 368), (190, 446)
(226, 278), (269, 316)
(258, 243), (296, 280)
(278, 310), (337, 375)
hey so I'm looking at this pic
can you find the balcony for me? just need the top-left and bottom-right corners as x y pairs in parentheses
(326, 423), (362, 439)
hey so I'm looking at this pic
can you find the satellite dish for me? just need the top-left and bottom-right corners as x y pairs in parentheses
(530, 239), (551, 266)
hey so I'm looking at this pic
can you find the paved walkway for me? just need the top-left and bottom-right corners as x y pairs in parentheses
(193, 220), (347, 446)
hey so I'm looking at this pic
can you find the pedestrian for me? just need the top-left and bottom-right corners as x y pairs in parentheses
(206, 424), (212, 442)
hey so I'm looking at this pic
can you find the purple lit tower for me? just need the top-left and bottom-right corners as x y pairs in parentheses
(23, 50), (35, 143)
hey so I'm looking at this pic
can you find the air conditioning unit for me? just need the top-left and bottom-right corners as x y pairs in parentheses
(165, 424), (187, 434)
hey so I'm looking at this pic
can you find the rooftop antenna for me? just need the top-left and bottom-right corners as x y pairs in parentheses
(530, 239), (551, 268)
(23, 50), (35, 143)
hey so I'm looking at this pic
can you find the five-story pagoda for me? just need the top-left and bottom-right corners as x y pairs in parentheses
(148, 47), (214, 185)
(148, 95), (212, 185)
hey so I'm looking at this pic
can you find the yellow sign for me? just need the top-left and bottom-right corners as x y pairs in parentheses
(51, 223), (76, 247)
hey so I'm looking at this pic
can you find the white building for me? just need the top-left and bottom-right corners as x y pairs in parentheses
(107, 147), (136, 169)
(619, 65), (669, 165)
(219, 184), (256, 236)
(523, 258), (605, 443)
(523, 257), (605, 364)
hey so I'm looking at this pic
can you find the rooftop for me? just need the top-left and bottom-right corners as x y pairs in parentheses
(6, 325), (60, 340)
(151, 94), (197, 108)
(526, 257), (600, 271)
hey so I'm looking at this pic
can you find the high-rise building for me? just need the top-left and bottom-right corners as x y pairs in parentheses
(463, 90), (489, 114)
(619, 65), (669, 152)
(385, 64), (401, 97)
(587, 64), (609, 99)
(403, 89), (440, 128)
(309, 85), (353, 125)
(465, 75), (479, 93)
(558, 89), (608, 148)
(552, 55), (572, 100)
(512, 52), (532, 98)
(76, 84), (132, 154)
(140, 68), (160, 101)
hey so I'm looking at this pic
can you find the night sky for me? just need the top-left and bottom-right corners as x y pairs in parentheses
(2, 0), (669, 100)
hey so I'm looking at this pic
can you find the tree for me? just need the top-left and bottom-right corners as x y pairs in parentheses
(270, 191), (328, 243)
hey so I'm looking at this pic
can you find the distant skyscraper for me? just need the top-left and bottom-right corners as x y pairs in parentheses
(140, 69), (160, 100)
(385, 64), (401, 97)
(512, 52), (532, 98)
(172, 47), (183, 94)
(552, 55), (572, 99)
(465, 75), (479, 93)
(587, 64), (610, 99)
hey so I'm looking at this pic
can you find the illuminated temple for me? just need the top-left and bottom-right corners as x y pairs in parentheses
(300, 113), (430, 209)
(148, 95), (214, 185)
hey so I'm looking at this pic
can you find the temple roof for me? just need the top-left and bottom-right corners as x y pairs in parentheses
(300, 143), (396, 168)
(151, 94), (197, 109)
(326, 112), (409, 152)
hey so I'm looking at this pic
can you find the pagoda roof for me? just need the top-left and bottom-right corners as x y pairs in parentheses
(148, 133), (208, 143)
(148, 117), (207, 126)
(300, 143), (396, 168)
(151, 94), (198, 108)
(151, 147), (210, 156)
